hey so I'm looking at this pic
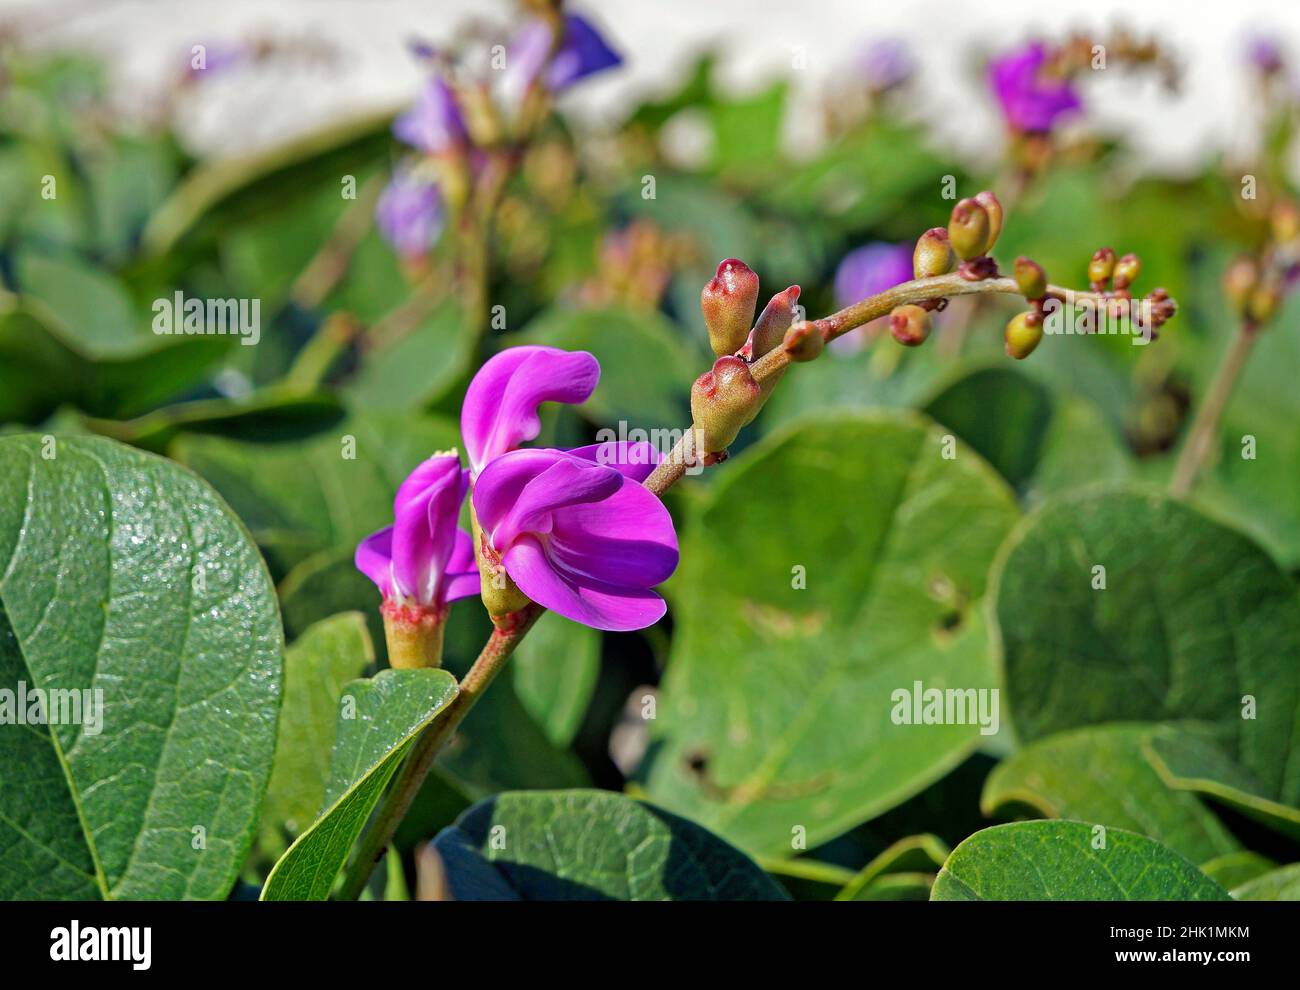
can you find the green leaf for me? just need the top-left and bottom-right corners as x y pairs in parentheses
(836, 834), (949, 901)
(931, 822), (1230, 901)
(1231, 863), (1300, 900)
(991, 486), (1300, 814)
(511, 610), (601, 748)
(0, 435), (283, 899)
(172, 409), (459, 574)
(981, 724), (1240, 865)
(345, 304), (476, 412)
(432, 790), (789, 900)
(645, 410), (1020, 856)
(257, 613), (373, 861)
(261, 667), (458, 900)
(1200, 851), (1277, 891)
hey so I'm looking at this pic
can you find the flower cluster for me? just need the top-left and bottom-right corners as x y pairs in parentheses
(1223, 199), (1300, 330)
(357, 345), (678, 661)
(376, 9), (622, 261)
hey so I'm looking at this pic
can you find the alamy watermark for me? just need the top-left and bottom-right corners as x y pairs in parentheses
(0, 681), (104, 736)
(593, 423), (706, 475)
(152, 290), (261, 345)
(890, 680), (999, 736)
(1042, 296), (1155, 345)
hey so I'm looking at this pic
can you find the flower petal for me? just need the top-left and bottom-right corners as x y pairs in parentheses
(504, 535), (667, 632)
(461, 346), (600, 475)
(356, 526), (395, 597)
(474, 449), (622, 550)
(443, 530), (481, 603)
(390, 456), (468, 604)
(393, 77), (467, 154)
(567, 440), (662, 482)
(547, 478), (678, 589)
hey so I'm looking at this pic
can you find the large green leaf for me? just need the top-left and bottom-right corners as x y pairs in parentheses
(0, 435), (283, 899)
(257, 613), (373, 862)
(511, 610), (601, 748)
(645, 411), (1019, 856)
(931, 821), (1229, 901)
(1231, 863), (1300, 900)
(431, 790), (788, 900)
(172, 409), (459, 574)
(981, 724), (1239, 865)
(261, 667), (458, 900)
(991, 486), (1300, 814)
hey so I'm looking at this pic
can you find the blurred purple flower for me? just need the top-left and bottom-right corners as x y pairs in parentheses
(503, 12), (622, 104)
(1246, 35), (1284, 75)
(356, 453), (479, 608)
(393, 77), (468, 153)
(460, 345), (600, 476)
(472, 443), (676, 631)
(988, 42), (1082, 133)
(834, 242), (913, 309)
(858, 38), (914, 92)
(375, 170), (445, 259)
(187, 41), (249, 80)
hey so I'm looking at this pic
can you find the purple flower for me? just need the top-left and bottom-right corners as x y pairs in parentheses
(1246, 35), (1284, 75)
(988, 42), (1082, 133)
(375, 170), (445, 259)
(393, 77), (468, 154)
(472, 443), (676, 631)
(503, 13), (622, 104)
(858, 38), (914, 92)
(460, 345), (600, 477)
(833, 242), (913, 309)
(356, 453), (479, 609)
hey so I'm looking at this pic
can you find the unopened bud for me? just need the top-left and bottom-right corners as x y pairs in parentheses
(1088, 247), (1116, 286)
(690, 355), (763, 453)
(783, 321), (824, 362)
(1013, 257), (1047, 299)
(1271, 200), (1300, 244)
(745, 285), (801, 360)
(1247, 282), (1282, 325)
(1223, 255), (1260, 315)
(890, 304), (931, 347)
(701, 258), (760, 357)
(1004, 311), (1043, 360)
(973, 190), (1003, 254)
(914, 227), (955, 278)
(948, 198), (991, 261)
(1113, 253), (1141, 291)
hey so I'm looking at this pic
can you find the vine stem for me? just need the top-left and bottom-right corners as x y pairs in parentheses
(1169, 322), (1258, 498)
(338, 267), (1147, 897)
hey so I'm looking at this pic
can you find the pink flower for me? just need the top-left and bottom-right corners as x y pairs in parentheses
(355, 453), (478, 609)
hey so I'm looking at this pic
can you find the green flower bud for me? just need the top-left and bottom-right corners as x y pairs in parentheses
(470, 510), (533, 622)
(1247, 282), (1282, 325)
(701, 258), (760, 357)
(1113, 252), (1141, 290)
(1223, 255), (1260, 315)
(913, 227), (955, 278)
(783, 320), (824, 362)
(745, 285), (801, 360)
(948, 198), (991, 261)
(1013, 257), (1047, 299)
(1004, 311), (1044, 360)
(1088, 247), (1116, 286)
(690, 355), (763, 453)
(974, 190), (1003, 254)
(889, 304), (931, 346)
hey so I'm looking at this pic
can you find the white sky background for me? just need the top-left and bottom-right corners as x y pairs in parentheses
(1, 0), (1298, 175)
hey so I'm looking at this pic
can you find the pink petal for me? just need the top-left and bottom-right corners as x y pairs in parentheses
(356, 526), (395, 597)
(390, 456), (468, 603)
(567, 440), (662, 482)
(547, 480), (677, 589)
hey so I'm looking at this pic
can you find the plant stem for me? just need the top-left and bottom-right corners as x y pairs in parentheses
(1170, 322), (1258, 498)
(337, 602), (544, 900)
(289, 173), (385, 310)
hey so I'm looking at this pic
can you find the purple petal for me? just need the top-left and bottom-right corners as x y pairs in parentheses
(858, 38), (914, 91)
(393, 77), (467, 153)
(547, 477), (678, 589)
(988, 42), (1082, 133)
(376, 171), (445, 259)
(443, 529), (481, 603)
(567, 440), (662, 482)
(461, 346), (600, 475)
(356, 526), (396, 597)
(547, 14), (622, 90)
(833, 242), (914, 309)
(390, 456), (468, 605)
(504, 535), (668, 632)
(474, 449), (622, 549)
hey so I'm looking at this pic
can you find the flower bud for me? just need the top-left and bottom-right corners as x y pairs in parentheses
(1247, 282), (1282, 325)
(690, 355), (763, 453)
(1113, 252), (1141, 291)
(1004, 311), (1043, 359)
(1013, 257), (1047, 299)
(701, 258), (760, 357)
(913, 227), (955, 278)
(1223, 255), (1260, 315)
(745, 285), (801, 360)
(1271, 200), (1300, 244)
(783, 321), (824, 362)
(973, 190), (1003, 254)
(890, 304), (931, 346)
(948, 198), (991, 261)
(1088, 247), (1116, 286)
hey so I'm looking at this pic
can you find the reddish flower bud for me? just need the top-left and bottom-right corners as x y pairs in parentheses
(783, 320), (824, 362)
(890, 304), (931, 346)
(948, 198), (991, 261)
(1271, 200), (1300, 244)
(913, 227), (955, 279)
(1088, 247), (1116, 286)
(744, 285), (801, 360)
(1247, 282), (1282, 325)
(974, 190), (1004, 254)
(1004, 310), (1044, 359)
(1013, 256), (1047, 299)
(690, 355), (763, 453)
(701, 258), (760, 357)
(1223, 255), (1260, 316)
(1113, 253), (1141, 291)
